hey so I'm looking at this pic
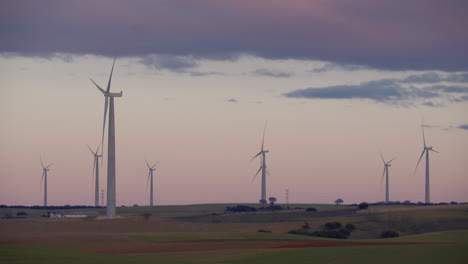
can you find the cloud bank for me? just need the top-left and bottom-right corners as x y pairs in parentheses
(1, 0), (467, 71)
(284, 72), (468, 106)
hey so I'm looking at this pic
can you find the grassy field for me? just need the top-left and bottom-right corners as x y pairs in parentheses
(1, 204), (467, 263)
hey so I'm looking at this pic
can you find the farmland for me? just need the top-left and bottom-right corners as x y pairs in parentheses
(1, 203), (467, 263)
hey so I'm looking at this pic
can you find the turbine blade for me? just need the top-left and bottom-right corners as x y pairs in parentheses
(96, 141), (102, 154)
(261, 121), (267, 150)
(266, 167), (271, 177)
(380, 167), (385, 191)
(145, 157), (150, 169)
(46, 162), (54, 169)
(92, 157), (96, 192)
(251, 166), (262, 183)
(101, 96), (108, 158)
(431, 149), (439, 153)
(40, 157), (44, 169)
(422, 120), (427, 148)
(87, 144), (95, 155)
(414, 149), (426, 175)
(152, 161), (160, 169)
(388, 156), (398, 164)
(146, 172), (150, 194)
(40, 171), (45, 190)
(106, 57), (116, 93)
(250, 151), (262, 162)
(90, 79), (106, 94)
(379, 150), (386, 164)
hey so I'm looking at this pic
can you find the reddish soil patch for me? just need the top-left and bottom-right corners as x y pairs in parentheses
(84, 240), (445, 254)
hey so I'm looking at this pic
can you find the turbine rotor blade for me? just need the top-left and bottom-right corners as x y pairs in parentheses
(40, 157), (44, 169)
(379, 150), (386, 164)
(101, 96), (108, 158)
(414, 149), (426, 175)
(87, 144), (95, 155)
(145, 157), (150, 169)
(266, 167), (271, 177)
(40, 171), (45, 190)
(96, 141), (102, 154)
(146, 171), (150, 194)
(46, 162), (54, 169)
(422, 120), (427, 148)
(152, 161), (160, 169)
(380, 167), (385, 191)
(250, 151), (262, 162)
(430, 149), (439, 153)
(106, 57), (116, 93)
(90, 79), (106, 94)
(251, 166), (262, 183)
(261, 121), (267, 150)
(388, 156), (398, 164)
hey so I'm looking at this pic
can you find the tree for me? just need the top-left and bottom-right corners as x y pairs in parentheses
(268, 197), (277, 207)
(335, 198), (344, 206)
(358, 202), (369, 210)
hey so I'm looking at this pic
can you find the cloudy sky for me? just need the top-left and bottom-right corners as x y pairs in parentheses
(1, 0), (467, 206)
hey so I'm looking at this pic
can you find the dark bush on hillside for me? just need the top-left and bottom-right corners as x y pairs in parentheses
(258, 205), (283, 211)
(141, 212), (151, 220)
(380, 230), (400, 238)
(450, 201), (458, 205)
(325, 222), (342, 230)
(358, 202), (369, 210)
(16, 212), (28, 216)
(225, 205), (257, 213)
(305, 207), (317, 212)
(257, 229), (272, 233)
(344, 223), (355, 231)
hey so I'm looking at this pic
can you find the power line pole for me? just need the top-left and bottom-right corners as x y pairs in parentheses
(285, 188), (289, 206)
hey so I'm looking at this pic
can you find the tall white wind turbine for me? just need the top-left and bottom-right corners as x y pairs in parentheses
(90, 58), (123, 219)
(414, 121), (438, 204)
(40, 158), (54, 207)
(379, 151), (396, 204)
(87, 144), (102, 207)
(145, 159), (160, 206)
(251, 122), (270, 204)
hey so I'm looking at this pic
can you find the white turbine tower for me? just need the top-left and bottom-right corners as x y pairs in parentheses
(251, 122), (270, 204)
(379, 151), (396, 204)
(87, 144), (102, 207)
(415, 120), (438, 204)
(40, 158), (54, 207)
(145, 159), (160, 206)
(90, 58), (123, 219)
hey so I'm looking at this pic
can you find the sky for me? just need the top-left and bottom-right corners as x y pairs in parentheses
(0, 0), (467, 206)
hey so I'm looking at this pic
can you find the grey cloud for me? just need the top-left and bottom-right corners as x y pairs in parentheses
(310, 63), (368, 73)
(457, 124), (468, 130)
(284, 77), (468, 106)
(2, 1), (467, 71)
(189, 71), (223, 77)
(253, 69), (293, 78)
(226, 98), (238, 103)
(140, 54), (198, 72)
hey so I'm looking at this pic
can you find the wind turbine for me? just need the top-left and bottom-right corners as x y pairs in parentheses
(251, 122), (270, 204)
(414, 121), (438, 204)
(87, 144), (102, 207)
(379, 151), (396, 204)
(90, 58), (123, 219)
(145, 159), (160, 206)
(40, 158), (54, 207)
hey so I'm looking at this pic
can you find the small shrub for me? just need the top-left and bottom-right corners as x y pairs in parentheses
(16, 212), (28, 216)
(380, 230), (400, 238)
(302, 222), (311, 229)
(344, 223), (355, 231)
(211, 219), (222, 223)
(257, 229), (272, 233)
(358, 202), (369, 210)
(324, 221), (342, 230)
(306, 207), (317, 212)
(141, 212), (152, 220)
(450, 201), (458, 205)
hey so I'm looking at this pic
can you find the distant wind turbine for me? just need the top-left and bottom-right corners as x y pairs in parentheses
(414, 120), (438, 204)
(145, 159), (160, 206)
(40, 158), (54, 207)
(90, 57), (123, 219)
(87, 143), (102, 207)
(251, 121), (270, 204)
(379, 151), (396, 204)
